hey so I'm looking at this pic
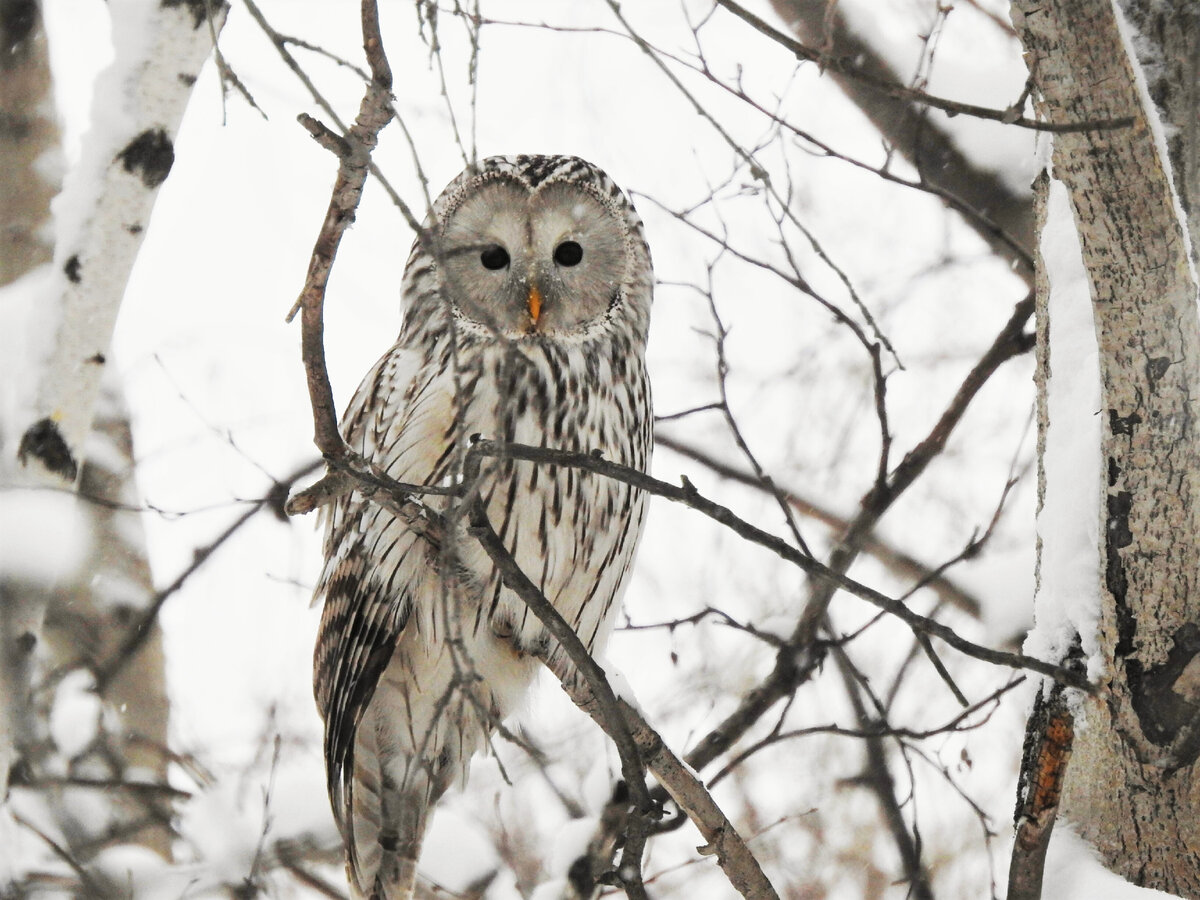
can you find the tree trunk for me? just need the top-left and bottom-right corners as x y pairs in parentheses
(0, 0), (60, 797)
(1013, 0), (1200, 894)
(0, 0), (56, 280)
(38, 390), (174, 860)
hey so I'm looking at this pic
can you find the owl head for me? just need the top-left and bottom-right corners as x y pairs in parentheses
(403, 155), (653, 346)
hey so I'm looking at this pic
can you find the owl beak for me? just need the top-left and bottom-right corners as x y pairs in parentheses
(527, 284), (543, 329)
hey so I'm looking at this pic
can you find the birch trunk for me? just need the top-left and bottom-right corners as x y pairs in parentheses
(1, 0), (226, 875)
(1013, 0), (1200, 894)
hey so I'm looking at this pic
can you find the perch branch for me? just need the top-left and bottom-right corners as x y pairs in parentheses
(464, 440), (1088, 693)
(470, 508), (778, 900)
(466, 505), (653, 899)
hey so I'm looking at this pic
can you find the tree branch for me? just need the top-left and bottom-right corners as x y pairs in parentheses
(465, 439), (1086, 692)
(1007, 649), (1081, 900)
(715, 0), (1132, 135)
(288, 0), (393, 460)
(655, 432), (985, 619)
(469, 505), (779, 900)
(465, 503), (654, 899)
(831, 644), (933, 900)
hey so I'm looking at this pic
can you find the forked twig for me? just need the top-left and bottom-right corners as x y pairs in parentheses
(713, 0), (1132, 134)
(288, 0), (394, 459)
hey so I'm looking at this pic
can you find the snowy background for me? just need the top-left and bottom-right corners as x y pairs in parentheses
(9, 0), (1121, 896)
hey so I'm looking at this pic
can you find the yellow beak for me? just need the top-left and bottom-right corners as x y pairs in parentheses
(528, 284), (542, 327)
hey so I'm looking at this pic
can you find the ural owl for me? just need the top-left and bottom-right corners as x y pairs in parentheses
(313, 155), (654, 899)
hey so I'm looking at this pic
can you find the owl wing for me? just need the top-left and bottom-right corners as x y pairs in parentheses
(313, 343), (457, 819)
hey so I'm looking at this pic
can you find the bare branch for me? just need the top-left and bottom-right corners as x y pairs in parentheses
(832, 645), (933, 900)
(714, 0), (1133, 134)
(288, 0), (394, 459)
(470, 505), (779, 900)
(466, 439), (1088, 692)
(767, 0), (1035, 279)
(679, 291), (1035, 781)
(654, 434), (985, 619)
(1008, 654), (1081, 900)
(465, 504), (654, 898)
(707, 676), (1024, 787)
(298, 112), (351, 157)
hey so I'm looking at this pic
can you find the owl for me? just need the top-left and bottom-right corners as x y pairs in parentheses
(313, 155), (654, 899)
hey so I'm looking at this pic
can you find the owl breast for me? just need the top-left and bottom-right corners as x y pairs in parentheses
(454, 330), (652, 664)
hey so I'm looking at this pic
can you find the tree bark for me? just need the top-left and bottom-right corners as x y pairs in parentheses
(1117, 3), (1200, 258)
(23, 0), (229, 478)
(1013, 0), (1200, 894)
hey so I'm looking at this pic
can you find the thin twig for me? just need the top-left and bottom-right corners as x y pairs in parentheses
(832, 645), (934, 900)
(465, 440), (1089, 692)
(704, 282), (813, 556)
(706, 676), (1024, 789)
(654, 433), (985, 618)
(92, 459), (321, 692)
(471, 507), (779, 900)
(714, 0), (1133, 134)
(12, 811), (104, 896)
(287, 0), (394, 459)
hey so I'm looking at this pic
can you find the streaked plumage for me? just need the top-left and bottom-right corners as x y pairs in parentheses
(313, 155), (654, 899)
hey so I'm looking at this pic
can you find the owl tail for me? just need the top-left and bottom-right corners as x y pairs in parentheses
(343, 727), (439, 900)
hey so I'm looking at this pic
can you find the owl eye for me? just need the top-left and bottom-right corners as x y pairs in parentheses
(480, 245), (510, 270)
(553, 241), (583, 267)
